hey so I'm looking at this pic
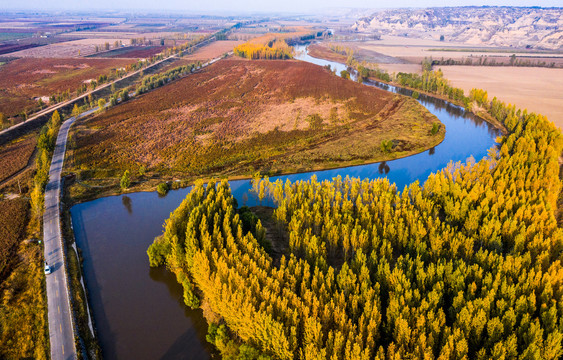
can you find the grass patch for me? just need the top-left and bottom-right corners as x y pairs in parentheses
(0, 198), (49, 360)
(61, 179), (101, 358)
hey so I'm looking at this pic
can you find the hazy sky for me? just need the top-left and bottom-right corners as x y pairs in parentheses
(2, 0), (561, 13)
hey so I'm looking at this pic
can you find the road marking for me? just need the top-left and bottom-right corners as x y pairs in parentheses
(60, 324), (62, 333)
(58, 305), (60, 314)
(62, 344), (64, 354)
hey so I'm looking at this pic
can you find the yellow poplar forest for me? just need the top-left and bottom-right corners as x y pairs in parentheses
(234, 40), (294, 60)
(148, 91), (563, 359)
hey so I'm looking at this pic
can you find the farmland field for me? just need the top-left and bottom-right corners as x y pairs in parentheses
(309, 40), (563, 128)
(87, 45), (166, 59)
(440, 66), (563, 128)
(182, 40), (244, 60)
(350, 35), (563, 62)
(0, 132), (37, 184)
(366, 62), (563, 128)
(0, 57), (134, 117)
(70, 58), (443, 184)
(0, 31), (34, 41)
(0, 198), (28, 279)
(4, 38), (132, 58)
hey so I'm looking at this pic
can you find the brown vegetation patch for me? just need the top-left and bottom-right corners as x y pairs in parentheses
(0, 132), (36, 184)
(90, 45), (167, 59)
(0, 57), (135, 117)
(71, 59), (442, 178)
(0, 198), (28, 280)
(182, 40), (244, 61)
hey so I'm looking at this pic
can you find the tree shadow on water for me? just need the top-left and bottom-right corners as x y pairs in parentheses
(378, 161), (390, 175)
(149, 267), (217, 360)
(122, 195), (133, 214)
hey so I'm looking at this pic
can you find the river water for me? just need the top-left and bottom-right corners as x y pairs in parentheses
(70, 46), (500, 360)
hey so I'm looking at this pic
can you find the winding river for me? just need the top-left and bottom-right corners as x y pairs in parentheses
(70, 46), (500, 360)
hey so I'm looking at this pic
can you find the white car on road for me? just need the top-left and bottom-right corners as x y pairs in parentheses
(44, 262), (52, 275)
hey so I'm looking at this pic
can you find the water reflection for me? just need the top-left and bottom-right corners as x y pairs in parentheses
(378, 161), (390, 174)
(122, 195), (132, 214)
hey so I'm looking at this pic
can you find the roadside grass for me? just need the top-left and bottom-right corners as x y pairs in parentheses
(61, 184), (101, 359)
(0, 198), (49, 360)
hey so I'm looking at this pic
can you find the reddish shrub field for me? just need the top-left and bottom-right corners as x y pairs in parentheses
(72, 59), (442, 177)
(0, 57), (135, 117)
(0, 198), (28, 280)
(0, 133), (36, 184)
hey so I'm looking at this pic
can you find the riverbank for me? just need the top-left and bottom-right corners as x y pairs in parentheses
(64, 127), (445, 206)
(305, 42), (508, 134)
(366, 78), (507, 133)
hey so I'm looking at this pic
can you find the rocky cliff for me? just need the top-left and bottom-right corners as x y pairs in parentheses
(352, 7), (563, 50)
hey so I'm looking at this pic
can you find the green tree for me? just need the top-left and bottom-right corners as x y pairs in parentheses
(306, 114), (323, 130)
(0, 113), (7, 127)
(157, 182), (169, 195)
(50, 110), (61, 128)
(120, 170), (131, 190)
(72, 104), (80, 117)
(380, 139), (393, 153)
(98, 98), (106, 112)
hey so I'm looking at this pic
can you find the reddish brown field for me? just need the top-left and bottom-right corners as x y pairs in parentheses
(0, 133), (36, 184)
(182, 40), (244, 61)
(0, 198), (28, 279)
(72, 59), (442, 178)
(90, 45), (167, 59)
(0, 57), (134, 117)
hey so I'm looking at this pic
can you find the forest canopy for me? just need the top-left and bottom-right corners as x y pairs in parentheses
(234, 39), (294, 60)
(148, 80), (563, 359)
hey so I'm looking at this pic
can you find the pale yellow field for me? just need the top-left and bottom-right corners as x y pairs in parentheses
(377, 64), (421, 74)
(439, 66), (563, 129)
(347, 37), (563, 128)
(357, 41), (563, 61)
(378, 63), (563, 128)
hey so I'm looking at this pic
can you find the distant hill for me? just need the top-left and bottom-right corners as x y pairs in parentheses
(352, 7), (563, 50)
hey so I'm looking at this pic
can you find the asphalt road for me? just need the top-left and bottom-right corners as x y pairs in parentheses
(43, 110), (85, 360)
